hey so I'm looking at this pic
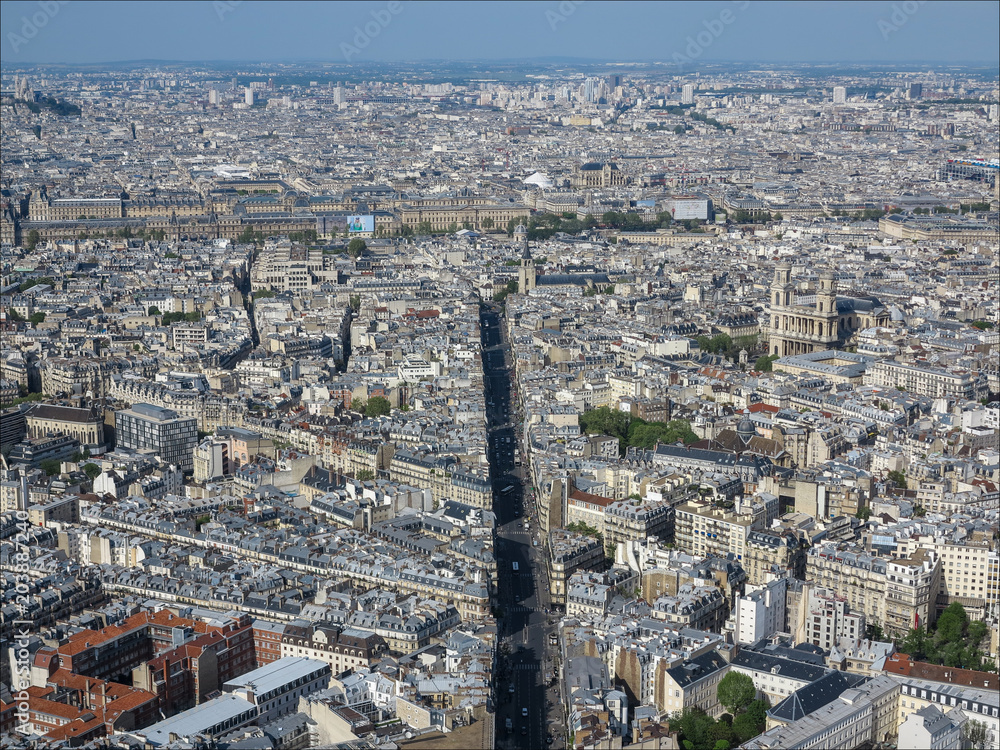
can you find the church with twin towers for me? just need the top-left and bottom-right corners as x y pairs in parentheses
(767, 264), (890, 357)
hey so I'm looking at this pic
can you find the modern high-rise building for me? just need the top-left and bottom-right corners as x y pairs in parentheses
(208, 88), (220, 105)
(681, 84), (694, 105)
(244, 87), (255, 106)
(907, 82), (923, 99)
(833, 86), (847, 104)
(115, 403), (198, 472)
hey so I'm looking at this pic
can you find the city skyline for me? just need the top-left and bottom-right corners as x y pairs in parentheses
(2, 3), (998, 750)
(2, 0), (999, 66)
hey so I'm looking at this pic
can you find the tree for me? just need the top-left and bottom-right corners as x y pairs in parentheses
(40, 459), (62, 477)
(717, 671), (756, 715)
(25, 229), (41, 251)
(856, 506), (871, 521)
(147, 306), (162, 316)
(83, 463), (102, 481)
(365, 396), (391, 417)
(677, 709), (716, 750)
(356, 469), (375, 481)
(731, 700), (768, 743)
(754, 355), (774, 372)
(482, 217), (495, 230)
(963, 720), (991, 750)
(347, 238), (367, 257)
(349, 294), (361, 311)
(351, 397), (366, 412)
(887, 469), (907, 489)
(935, 601), (969, 644)
(29, 312), (46, 325)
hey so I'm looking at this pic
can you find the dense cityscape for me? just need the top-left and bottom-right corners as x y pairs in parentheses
(1, 7), (999, 750)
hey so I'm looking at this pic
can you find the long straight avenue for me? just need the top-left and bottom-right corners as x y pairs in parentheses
(481, 303), (563, 750)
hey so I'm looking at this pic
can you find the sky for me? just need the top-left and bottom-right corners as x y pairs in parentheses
(2, 0), (998, 66)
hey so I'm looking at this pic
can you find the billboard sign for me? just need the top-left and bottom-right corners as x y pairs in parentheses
(347, 215), (374, 233)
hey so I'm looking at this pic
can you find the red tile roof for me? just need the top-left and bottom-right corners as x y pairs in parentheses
(883, 653), (1000, 690)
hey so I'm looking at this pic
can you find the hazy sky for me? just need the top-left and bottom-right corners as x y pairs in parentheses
(2, 1), (998, 66)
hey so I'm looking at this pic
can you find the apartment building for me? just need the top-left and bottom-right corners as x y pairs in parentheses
(729, 578), (787, 645)
(744, 529), (806, 585)
(223, 656), (331, 724)
(897, 705), (964, 750)
(603, 499), (674, 550)
(745, 674), (900, 750)
(389, 449), (491, 509)
(252, 620), (286, 667)
(250, 243), (338, 293)
(548, 529), (606, 604)
(675, 499), (757, 563)
(279, 621), (389, 674)
(115, 403), (198, 472)
(800, 587), (866, 651)
(650, 585), (727, 632)
(884, 654), (999, 741)
(895, 535), (1000, 620)
(137, 694), (258, 747)
(864, 360), (987, 400)
(805, 546), (940, 636)
(566, 488), (615, 535)
(653, 650), (729, 718)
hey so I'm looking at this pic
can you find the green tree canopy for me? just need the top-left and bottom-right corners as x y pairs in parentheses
(347, 238), (367, 257)
(717, 671), (756, 715)
(40, 459), (62, 476)
(731, 700), (768, 743)
(580, 407), (698, 455)
(365, 396), (391, 417)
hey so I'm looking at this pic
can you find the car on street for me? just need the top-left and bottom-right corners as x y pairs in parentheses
(522, 707), (528, 717)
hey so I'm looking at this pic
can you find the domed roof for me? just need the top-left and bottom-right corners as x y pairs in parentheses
(513, 224), (528, 235)
(736, 409), (757, 445)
